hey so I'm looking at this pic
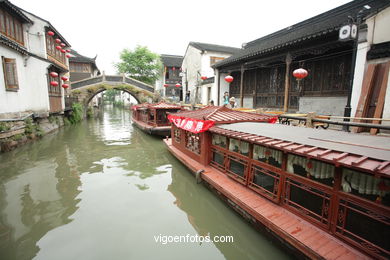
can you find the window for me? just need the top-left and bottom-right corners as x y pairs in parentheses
(212, 134), (227, 148)
(210, 56), (224, 66)
(227, 156), (247, 180)
(253, 144), (282, 168)
(46, 32), (66, 64)
(2, 57), (18, 91)
(185, 131), (200, 154)
(229, 138), (249, 156)
(287, 154), (334, 186)
(251, 165), (280, 200)
(211, 149), (225, 171)
(341, 168), (389, 206)
(48, 69), (61, 95)
(0, 8), (24, 45)
(174, 128), (181, 143)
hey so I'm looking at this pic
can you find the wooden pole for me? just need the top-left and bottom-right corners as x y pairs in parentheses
(240, 65), (244, 108)
(217, 70), (221, 106)
(283, 53), (292, 112)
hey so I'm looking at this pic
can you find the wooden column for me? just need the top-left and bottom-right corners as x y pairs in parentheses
(240, 65), (244, 108)
(217, 70), (221, 106)
(283, 53), (292, 112)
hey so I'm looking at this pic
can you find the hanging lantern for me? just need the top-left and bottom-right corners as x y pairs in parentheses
(62, 84), (69, 89)
(47, 31), (54, 36)
(175, 83), (181, 88)
(49, 72), (58, 78)
(66, 54), (71, 58)
(293, 68), (308, 80)
(172, 67), (176, 71)
(61, 76), (69, 81)
(66, 49), (71, 53)
(60, 49), (66, 53)
(50, 81), (58, 87)
(56, 46), (62, 50)
(60, 43), (66, 47)
(55, 39), (61, 44)
(224, 75), (233, 83)
(201, 76), (207, 80)
(163, 84), (168, 87)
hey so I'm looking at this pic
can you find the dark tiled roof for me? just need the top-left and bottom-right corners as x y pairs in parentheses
(69, 49), (96, 63)
(211, 122), (390, 175)
(189, 42), (241, 54)
(0, 0), (32, 24)
(173, 106), (276, 123)
(0, 34), (28, 54)
(367, 41), (390, 60)
(160, 54), (183, 67)
(214, 0), (390, 68)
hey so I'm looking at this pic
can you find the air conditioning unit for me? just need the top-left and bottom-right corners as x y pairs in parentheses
(339, 24), (358, 41)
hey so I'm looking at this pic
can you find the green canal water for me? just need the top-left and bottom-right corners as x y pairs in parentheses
(0, 106), (292, 260)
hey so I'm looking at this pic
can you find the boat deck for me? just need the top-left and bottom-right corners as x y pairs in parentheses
(164, 138), (370, 259)
(132, 117), (171, 136)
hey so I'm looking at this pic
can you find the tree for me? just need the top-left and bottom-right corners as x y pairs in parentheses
(115, 45), (162, 85)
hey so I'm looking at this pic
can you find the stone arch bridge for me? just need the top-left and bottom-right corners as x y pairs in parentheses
(68, 74), (156, 110)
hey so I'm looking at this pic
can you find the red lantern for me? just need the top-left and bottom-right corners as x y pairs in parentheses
(49, 72), (58, 78)
(61, 76), (69, 81)
(293, 68), (308, 80)
(56, 46), (62, 50)
(175, 83), (181, 88)
(50, 81), (58, 87)
(66, 54), (71, 58)
(47, 31), (54, 36)
(55, 39), (61, 44)
(62, 84), (69, 89)
(66, 49), (71, 53)
(172, 67), (176, 71)
(201, 76), (207, 80)
(60, 43), (66, 47)
(60, 49), (66, 53)
(163, 84), (168, 87)
(224, 75), (233, 83)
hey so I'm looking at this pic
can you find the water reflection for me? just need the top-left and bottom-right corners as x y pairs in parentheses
(0, 106), (290, 260)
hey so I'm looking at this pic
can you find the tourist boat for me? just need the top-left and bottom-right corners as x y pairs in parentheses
(131, 102), (182, 136)
(164, 106), (390, 259)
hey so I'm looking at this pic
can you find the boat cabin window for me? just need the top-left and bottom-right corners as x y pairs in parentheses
(228, 156), (247, 179)
(156, 110), (167, 123)
(211, 149), (225, 170)
(229, 138), (249, 156)
(287, 154), (334, 187)
(341, 168), (390, 206)
(212, 134), (227, 148)
(251, 165), (279, 199)
(185, 131), (200, 154)
(253, 144), (282, 168)
(174, 127), (181, 143)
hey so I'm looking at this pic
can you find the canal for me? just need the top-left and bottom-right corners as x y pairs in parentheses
(0, 106), (291, 260)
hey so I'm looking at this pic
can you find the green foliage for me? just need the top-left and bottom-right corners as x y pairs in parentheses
(48, 116), (55, 123)
(87, 107), (94, 118)
(103, 89), (120, 102)
(69, 103), (83, 124)
(115, 45), (162, 85)
(0, 122), (11, 132)
(24, 118), (34, 134)
(12, 134), (23, 141)
(35, 126), (44, 137)
(113, 100), (124, 107)
(63, 117), (71, 126)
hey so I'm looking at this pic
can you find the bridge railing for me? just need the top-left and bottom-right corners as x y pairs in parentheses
(71, 75), (154, 93)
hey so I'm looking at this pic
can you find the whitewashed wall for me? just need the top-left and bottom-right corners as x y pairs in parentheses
(181, 45), (202, 103)
(351, 7), (390, 119)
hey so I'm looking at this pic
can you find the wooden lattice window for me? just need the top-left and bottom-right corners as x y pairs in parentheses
(211, 134), (227, 148)
(185, 131), (200, 154)
(48, 69), (61, 95)
(2, 57), (19, 91)
(253, 144), (282, 168)
(228, 138), (249, 156)
(0, 8), (24, 45)
(174, 128), (181, 143)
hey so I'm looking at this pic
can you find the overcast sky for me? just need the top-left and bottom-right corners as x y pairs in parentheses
(13, 0), (351, 74)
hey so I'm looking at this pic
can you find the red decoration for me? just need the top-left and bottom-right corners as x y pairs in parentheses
(60, 43), (66, 47)
(49, 72), (58, 78)
(47, 31), (54, 36)
(61, 76), (69, 81)
(62, 84), (69, 89)
(55, 39), (61, 44)
(50, 81), (58, 87)
(175, 83), (181, 88)
(168, 115), (215, 134)
(293, 68), (308, 80)
(201, 76), (207, 80)
(307, 161), (313, 169)
(163, 84), (168, 87)
(224, 75), (233, 83)
(60, 49), (66, 53)
(66, 54), (71, 58)
(66, 49), (71, 53)
(172, 67), (176, 71)
(56, 46), (62, 50)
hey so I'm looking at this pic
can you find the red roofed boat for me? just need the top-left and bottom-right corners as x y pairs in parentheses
(164, 106), (390, 259)
(131, 102), (182, 136)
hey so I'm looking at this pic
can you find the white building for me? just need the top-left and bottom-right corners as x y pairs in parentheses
(155, 54), (183, 101)
(0, 0), (70, 118)
(351, 5), (390, 129)
(181, 42), (240, 105)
